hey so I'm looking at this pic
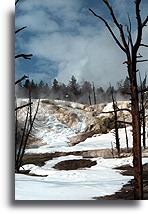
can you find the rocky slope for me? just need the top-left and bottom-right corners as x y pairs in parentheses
(16, 99), (132, 149)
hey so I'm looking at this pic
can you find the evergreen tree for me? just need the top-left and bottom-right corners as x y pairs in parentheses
(52, 79), (60, 93)
(38, 80), (45, 88)
(68, 76), (81, 100)
(23, 79), (30, 88)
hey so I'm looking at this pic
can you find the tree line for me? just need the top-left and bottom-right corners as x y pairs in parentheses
(16, 75), (137, 104)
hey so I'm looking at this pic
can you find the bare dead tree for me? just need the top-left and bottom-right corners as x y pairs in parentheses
(123, 115), (129, 151)
(15, 0), (36, 172)
(16, 100), (40, 172)
(15, 108), (29, 172)
(110, 86), (120, 156)
(89, 0), (148, 199)
(15, 75), (39, 172)
(15, 103), (18, 162)
(92, 82), (97, 104)
(111, 141), (115, 158)
(88, 94), (92, 105)
(28, 82), (32, 125)
(139, 73), (147, 149)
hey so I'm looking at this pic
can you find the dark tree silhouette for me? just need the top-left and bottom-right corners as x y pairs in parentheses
(68, 76), (81, 101)
(110, 85), (120, 156)
(92, 82), (97, 105)
(52, 79), (60, 93)
(139, 74), (147, 149)
(15, 0), (32, 60)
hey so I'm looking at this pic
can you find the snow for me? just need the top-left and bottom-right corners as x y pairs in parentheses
(102, 101), (129, 113)
(16, 155), (138, 200)
(16, 154), (148, 200)
(15, 99), (148, 200)
(26, 126), (133, 154)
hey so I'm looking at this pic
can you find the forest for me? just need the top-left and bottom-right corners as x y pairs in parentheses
(16, 75), (133, 104)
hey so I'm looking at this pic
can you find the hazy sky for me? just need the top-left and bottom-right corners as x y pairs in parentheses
(15, 0), (148, 86)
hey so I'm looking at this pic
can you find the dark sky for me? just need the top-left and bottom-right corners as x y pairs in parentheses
(15, 0), (148, 86)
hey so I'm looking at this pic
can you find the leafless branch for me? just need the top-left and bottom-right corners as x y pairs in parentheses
(140, 44), (148, 48)
(15, 0), (21, 6)
(127, 13), (133, 48)
(102, 0), (121, 29)
(134, 0), (142, 52)
(15, 75), (28, 85)
(15, 54), (33, 60)
(136, 59), (148, 63)
(100, 108), (131, 114)
(102, 0), (129, 52)
(15, 102), (33, 111)
(117, 120), (132, 125)
(142, 16), (148, 28)
(15, 26), (27, 34)
(89, 8), (126, 52)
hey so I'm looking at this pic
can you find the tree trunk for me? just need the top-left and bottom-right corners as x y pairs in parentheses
(142, 114), (146, 149)
(88, 94), (92, 105)
(124, 117), (129, 151)
(129, 61), (143, 200)
(92, 82), (97, 105)
(111, 89), (120, 156)
(140, 85), (146, 149)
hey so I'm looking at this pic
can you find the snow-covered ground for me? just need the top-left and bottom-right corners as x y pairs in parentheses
(15, 157), (132, 200)
(15, 99), (148, 200)
(26, 126), (134, 154)
(15, 155), (148, 200)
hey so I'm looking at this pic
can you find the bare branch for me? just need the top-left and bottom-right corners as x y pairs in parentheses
(126, 24), (133, 48)
(136, 59), (148, 63)
(89, 8), (126, 52)
(102, 0), (129, 52)
(15, 54), (33, 60)
(15, 75), (28, 85)
(15, 102), (33, 111)
(140, 44), (148, 48)
(15, 0), (21, 6)
(102, 0), (121, 29)
(134, 0), (143, 52)
(15, 26), (27, 34)
(142, 16), (148, 28)
(100, 108), (131, 114)
(117, 120), (132, 125)
(127, 13), (133, 46)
